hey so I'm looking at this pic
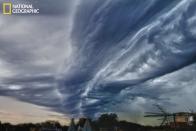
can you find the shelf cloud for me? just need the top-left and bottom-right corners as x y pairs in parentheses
(0, 0), (196, 124)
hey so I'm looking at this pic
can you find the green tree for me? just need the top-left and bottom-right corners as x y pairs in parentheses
(98, 113), (118, 127)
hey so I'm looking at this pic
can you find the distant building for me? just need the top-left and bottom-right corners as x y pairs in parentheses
(77, 126), (83, 131)
(68, 118), (76, 131)
(82, 119), (92, 131)
(169, 112), (195, 128)
(68, 118), (92, 131)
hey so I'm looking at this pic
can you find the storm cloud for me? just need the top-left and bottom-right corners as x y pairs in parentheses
(0, 0), (196, 124)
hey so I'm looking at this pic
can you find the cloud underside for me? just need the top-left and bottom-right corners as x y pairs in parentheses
(0, 0), (196, 124)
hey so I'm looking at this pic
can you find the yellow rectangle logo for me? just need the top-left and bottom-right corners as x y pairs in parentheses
(3, 3), (12, 15)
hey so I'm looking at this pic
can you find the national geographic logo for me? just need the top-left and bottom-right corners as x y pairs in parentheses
(2, 2), (39, 15)
(3, 3), (12, 15)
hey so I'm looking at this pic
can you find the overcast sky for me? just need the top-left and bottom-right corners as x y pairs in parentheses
(0, 0), (196, 125)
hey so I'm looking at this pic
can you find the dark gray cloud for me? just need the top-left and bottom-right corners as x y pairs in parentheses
(0, 0), (196, 124)
(64, 0), (196, 119)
